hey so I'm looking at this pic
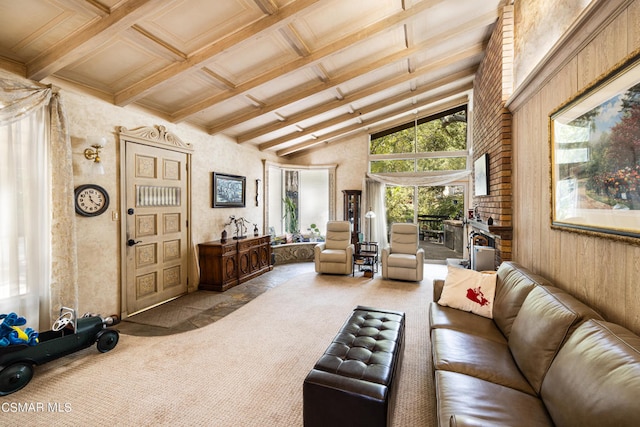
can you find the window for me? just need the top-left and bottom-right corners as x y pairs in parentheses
(266, 163), (336, 239)
(370, 106), (468, 173)
(369, 107), (470, 228)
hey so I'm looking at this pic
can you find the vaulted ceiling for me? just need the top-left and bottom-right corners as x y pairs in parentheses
(0, 0), (504, 157)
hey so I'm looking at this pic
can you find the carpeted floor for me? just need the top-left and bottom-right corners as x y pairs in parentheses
(1, 264), (446, 426)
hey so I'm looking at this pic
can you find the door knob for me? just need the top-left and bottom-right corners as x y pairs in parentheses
(127, 239), (142, 247)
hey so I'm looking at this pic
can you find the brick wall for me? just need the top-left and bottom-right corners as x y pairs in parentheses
(471, 5), (513, 265)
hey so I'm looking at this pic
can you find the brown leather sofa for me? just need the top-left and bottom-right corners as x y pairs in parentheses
(430, 261), (640, 426)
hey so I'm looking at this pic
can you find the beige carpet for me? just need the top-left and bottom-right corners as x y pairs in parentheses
(1, 270), (442, 426)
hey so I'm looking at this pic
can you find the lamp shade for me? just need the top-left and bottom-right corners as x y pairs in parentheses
(91, 161), (105, 175)
(87, 135), (107, 148)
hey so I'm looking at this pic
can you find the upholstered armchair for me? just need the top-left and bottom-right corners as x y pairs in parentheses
(314, 221), (354, 275)
(381, 223), (424, 281)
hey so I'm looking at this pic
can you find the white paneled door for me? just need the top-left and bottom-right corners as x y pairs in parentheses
(124, 142), (189, 314)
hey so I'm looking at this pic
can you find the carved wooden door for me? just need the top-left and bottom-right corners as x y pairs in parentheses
(125, 142), (188, 314)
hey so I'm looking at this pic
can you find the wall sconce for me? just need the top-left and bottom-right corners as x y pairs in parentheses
(84, 136), (107, 175)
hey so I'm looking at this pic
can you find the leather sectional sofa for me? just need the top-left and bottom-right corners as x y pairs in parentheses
(430, 261), (640, 426)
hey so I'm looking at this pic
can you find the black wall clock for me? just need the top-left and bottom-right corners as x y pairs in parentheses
(74, 184), (110, 217)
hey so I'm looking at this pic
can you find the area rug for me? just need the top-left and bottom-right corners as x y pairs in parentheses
(1, 272), (439, 426)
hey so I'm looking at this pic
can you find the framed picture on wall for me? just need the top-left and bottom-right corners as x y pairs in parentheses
(213, 172), (246, 208)
(550, 51), (640, 241)
(474, 154), (489, 196)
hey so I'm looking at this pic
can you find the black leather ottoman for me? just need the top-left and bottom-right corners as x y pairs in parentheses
(303, 306), (405, 427)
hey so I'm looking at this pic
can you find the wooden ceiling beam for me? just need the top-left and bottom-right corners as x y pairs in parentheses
(171, 0), (443, 122)
(277, 95), (469, 157)
(27, 0), (167, 81)
(253, 0), (279, 15)
(212, 9), (494, 136)
(234, 44), (482, 142)
(280, 25), (311, 57)
(113, 0), (322, 106)
(262, 80), (473, 151)
(252, 67), (476, 150)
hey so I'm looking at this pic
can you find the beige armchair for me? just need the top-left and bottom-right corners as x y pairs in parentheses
(381, 223), (424, 281)
(314, 221), (354, 275)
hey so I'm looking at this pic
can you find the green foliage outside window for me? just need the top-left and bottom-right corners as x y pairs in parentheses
(417, 157), (466, 171)
(371, 108), (468, 227)
(370, 159), (414, 173)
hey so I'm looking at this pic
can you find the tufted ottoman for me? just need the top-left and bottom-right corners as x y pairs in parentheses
(303, 306), (405, 427)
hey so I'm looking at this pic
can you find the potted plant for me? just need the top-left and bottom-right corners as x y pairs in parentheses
(283, 196), (299, 237)
(309, 223), (321, 242)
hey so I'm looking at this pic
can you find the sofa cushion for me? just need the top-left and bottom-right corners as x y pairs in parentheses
(435, 371), (553, 427)
(492, 262), (547, 339)
(387, 253), (417, 268)
(389, 223), (418, 254)
(541, 319), (640, 427)
(319, 249), (347, 263)
(429, 302), (506, 344)
(438, 266), (497, 318)
(508, 285), (602, 394)
(432, 328), (535, 395)
(324, 221), (351, 250)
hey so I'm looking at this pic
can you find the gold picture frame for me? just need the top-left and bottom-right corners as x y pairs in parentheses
(550, 50), (640, 242)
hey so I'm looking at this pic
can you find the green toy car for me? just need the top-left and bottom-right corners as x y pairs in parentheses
(0, 307), (119, 395)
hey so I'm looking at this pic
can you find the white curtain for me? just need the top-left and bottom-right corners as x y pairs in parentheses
(367, 170), (471, 186)
(364, 179), (388, 249)
(0, 71), (77, 331)
(365, 170), (472, 249)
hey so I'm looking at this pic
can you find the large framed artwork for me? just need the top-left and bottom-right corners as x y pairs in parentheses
(550, 51), (640, 241)
(474, 154), (489, 196)
(212, 172), (246, 208)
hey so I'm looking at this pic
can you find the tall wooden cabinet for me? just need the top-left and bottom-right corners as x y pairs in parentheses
(342, 190), (361, 245)
(198, 235), (272, 292)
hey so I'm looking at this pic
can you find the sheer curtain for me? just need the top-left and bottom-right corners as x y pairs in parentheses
(364, 178), (388, 249)
(0, 72), (77, 330)
(365, 170), (472, 249)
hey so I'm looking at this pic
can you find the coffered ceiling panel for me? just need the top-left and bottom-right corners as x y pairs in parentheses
(291, 0), (400, 51)
(204, 32), (299, 84)
(136, 0), (264, 54)
(137, 72), (226, 114)
(0, 0), (94, 62)
(319, 28), (407, 77)
(57, 36), (173, 92)
(0, 0), (506, 157)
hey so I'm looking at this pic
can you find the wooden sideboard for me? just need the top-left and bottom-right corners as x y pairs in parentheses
(198, 235), (273, 292)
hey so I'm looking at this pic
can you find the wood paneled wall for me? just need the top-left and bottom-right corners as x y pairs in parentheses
(510, 0), (640, 334)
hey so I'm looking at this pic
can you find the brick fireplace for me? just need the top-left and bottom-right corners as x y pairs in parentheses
(469, 5), (514, 267)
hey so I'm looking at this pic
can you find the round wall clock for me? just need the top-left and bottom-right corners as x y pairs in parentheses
(74, 184), (110, 217)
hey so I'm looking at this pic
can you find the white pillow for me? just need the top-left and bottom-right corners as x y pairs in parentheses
(438, 266), (497, 318)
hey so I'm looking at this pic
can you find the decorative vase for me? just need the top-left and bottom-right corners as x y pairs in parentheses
(254, 225), (259, 236)
(221, 229), (227, 242)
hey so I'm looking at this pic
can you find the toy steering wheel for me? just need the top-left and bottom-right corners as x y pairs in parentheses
(52, 311), (74, 331)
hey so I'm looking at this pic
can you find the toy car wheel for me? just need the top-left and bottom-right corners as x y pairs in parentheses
(96, 330), (119, 353)
(0, 362), (34, 396)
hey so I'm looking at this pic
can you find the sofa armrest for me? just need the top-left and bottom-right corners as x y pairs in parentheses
(381, 246), (390, 278)
(314, 243), (325, 272)
(434, 279), (445, 302)
(346, 243), (354, 258)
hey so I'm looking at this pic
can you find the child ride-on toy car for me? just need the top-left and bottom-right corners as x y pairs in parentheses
(0, 307), (120, 396)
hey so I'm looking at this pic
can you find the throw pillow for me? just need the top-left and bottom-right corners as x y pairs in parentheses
(438, 266), (497, 318)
